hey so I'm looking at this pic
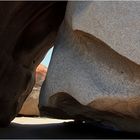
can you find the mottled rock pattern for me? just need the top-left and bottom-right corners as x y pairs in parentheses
(19, 64), (47, 116)
(66, 2), (140, 65)
(39, 2), (140, 132)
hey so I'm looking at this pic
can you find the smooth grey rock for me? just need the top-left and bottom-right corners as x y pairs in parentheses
(39, 2), (140, 132)
(66, 1), (140, 65)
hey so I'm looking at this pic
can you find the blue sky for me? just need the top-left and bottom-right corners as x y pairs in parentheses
(41, 47), (53, 67)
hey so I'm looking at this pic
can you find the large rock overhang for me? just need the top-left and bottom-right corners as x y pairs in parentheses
(0, 1), (67, 126)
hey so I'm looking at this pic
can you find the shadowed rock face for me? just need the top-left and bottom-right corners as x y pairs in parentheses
(39, 2), (140, 132)
(0, 2), (67, 126)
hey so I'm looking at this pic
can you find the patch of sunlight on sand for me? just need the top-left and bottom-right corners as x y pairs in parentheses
(12, 117), (73, 125)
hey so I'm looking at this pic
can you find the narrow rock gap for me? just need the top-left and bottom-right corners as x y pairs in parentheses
(41, 47), (54, 68)
(18, 47), (54, 117)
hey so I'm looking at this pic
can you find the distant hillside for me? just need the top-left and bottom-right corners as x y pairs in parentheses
(19, 64), (47, 116)
(35, 64), (47, 87)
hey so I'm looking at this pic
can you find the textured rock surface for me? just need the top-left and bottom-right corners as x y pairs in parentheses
(0, 2), (67, 125)
(66, 1), (140, 65)
(39, 2), (140, 132)
(19, 64), (47, 116)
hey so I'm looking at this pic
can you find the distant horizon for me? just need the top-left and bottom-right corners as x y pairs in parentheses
(41, 47), (53, 67)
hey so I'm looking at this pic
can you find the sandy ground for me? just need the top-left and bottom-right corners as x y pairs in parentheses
(0, 117), (139, 138)
(12, 117), (72, 125)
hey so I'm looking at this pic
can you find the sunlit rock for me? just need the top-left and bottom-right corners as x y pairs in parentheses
(39, 1), (140, 132)
(19, 64), (47, 116)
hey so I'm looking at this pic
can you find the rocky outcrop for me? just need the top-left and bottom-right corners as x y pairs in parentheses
(36, 64), (48, 87)
(39, 2), (140, 132)
(0, 2), (67, 126)
(19, 64), (47, 116)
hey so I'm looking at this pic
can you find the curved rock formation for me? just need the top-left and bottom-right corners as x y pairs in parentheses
(39, 2), (140, 132)
(0, 1), (140, 132)
(19, 64), (47, 116)
(0, 2), (67, 126)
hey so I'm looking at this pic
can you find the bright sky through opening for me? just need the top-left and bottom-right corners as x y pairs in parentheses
(41, 47), (53, 67)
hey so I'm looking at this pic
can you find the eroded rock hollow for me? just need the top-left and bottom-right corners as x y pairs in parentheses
(0, 1), (67, 126)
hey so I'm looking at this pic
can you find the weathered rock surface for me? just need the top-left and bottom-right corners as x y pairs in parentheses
(66, 1), (140, 65)
(0, 2), (67, 126)
(19, 64), (47, 116)
(39, 2), (140, 132)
